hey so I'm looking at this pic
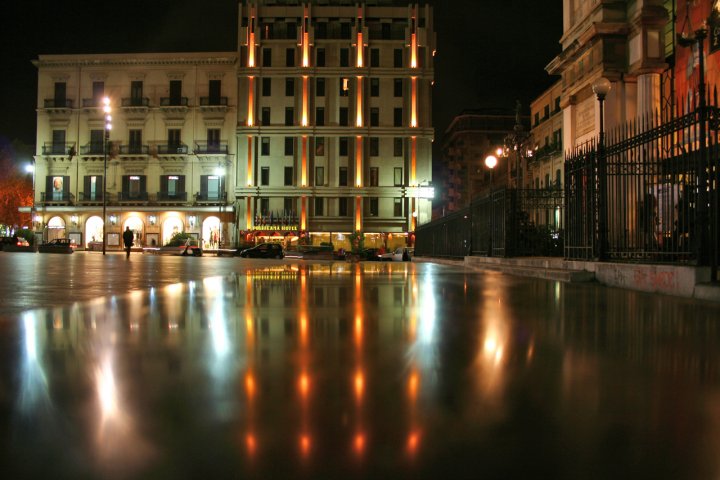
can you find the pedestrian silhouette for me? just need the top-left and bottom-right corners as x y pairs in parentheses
(123, 226), (134, 259)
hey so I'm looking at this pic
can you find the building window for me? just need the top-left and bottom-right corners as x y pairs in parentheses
(394, 138), (403, 156)
(543, 105), (550, 119)
(286, 48), (296, 67)
(284, 137), (294, 156)
(260, 197), (269, 215)
(262, 78), (272, 96)
(92, 81), (104, 104)
(393, 108), (403, 127)
(315, 137), (325, 156)
(316, 77), (325, 96)
(207, 128), (221, 151)
(370, 108), (379, 127)
(168, 129), (181, 149)
(284, 166), (293, 186)
(262, 48), (272, 67)
(394, 78), (403, 97)
(370, 137), (379, 156)
(285, 107), (294, 126)
(315, 21), (327, 39)
(168, 80), (183, 105)
(129, 129), (142, 153)
(370, 48), (380, 67)
(339, 166), (348, 186)
(316, 48), (326, 67)
(285, 78), (295, 96)
(89, 129), (103, 153)
(394, 167), (403, 186)
(284, 197), (294, 214)
(339, 107), (349, 126)
(130, 81), (143, 104)
(84, 175), (102, 201)
(394, 49), (403, 68)
(261, 107), (271, 125)
(261, 167), (270, 186)
(208, 79), (221, 104)
(340, 22), (351, 39)
(534, 112), (540, 126)
(315, 166), (325, 186)
(555, 97), (561, 112)
(370, 78), (379, 97)
(339, 137), (349, 156)
(287, 21), (297, 39)
(315, 197), (324, 216)
(339, 197), (349, 216)
(369, 197), (379, 216)
(316, 107), (325, 126)
(340, 78), (350, 96)
(369, 167), (379, 186)
(394, 198), (403, 217)
(261, 137), (270, 156)
(340, 48), (349, 67)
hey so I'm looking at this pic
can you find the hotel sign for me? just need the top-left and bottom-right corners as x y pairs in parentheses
(253, 225), (299, 231)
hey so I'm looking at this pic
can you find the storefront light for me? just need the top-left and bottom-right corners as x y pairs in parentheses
(70, 215), (78, 226)
(149, 215), (157, 226)
(109, 215), (117, 226)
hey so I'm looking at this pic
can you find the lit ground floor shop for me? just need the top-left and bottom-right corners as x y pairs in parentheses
(241, 230), (413, 252)
(24, 207), (235, 251)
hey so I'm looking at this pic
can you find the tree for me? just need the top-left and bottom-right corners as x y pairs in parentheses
(0, 141), (33, 230)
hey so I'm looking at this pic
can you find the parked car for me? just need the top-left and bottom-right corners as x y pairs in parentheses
(361, 248), (382, 261)
(392, 247), (412, 262)
(238, 243), (284, 259)
(38, 238), (74, 254)
(1, 236), (33, 253)
(154, 238), (203, 256)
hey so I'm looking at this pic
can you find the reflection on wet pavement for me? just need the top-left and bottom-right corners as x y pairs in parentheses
(2, 261), (720, 478)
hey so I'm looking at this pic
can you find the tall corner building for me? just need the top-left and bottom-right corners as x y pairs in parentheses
(30, 0), (434, 252)
(235, 0), (435, 251)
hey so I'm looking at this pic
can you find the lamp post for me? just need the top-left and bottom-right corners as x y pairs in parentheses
(592, 77), (611, 260)
(483, 154), (499, 257)
(102, 97), (112, 255)
(25, 162), (35, 230)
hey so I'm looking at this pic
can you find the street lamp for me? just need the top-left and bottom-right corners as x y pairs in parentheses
(592, 77), (611, 260)
(501, 101), (532, 188)
(102, 97), (112, 255)
(484, 154), (498, 191)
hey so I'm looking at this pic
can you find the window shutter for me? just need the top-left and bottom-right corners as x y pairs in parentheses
(160, 175), (168, 192)
(178, 176), (186, 193)
(139, 176), (147, 193)
(63, 176), (70, 193)
(122, 175), (130, 194)
(200, 175), (209, 196)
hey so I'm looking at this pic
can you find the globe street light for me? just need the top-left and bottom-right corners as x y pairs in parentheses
(102, 97), (112, 255)
(484, 154), (498, 191)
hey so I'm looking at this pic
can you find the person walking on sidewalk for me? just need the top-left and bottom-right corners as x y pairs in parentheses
(123, 226), (134, 259)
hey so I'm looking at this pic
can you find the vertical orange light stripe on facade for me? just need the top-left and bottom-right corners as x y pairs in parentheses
(355, 136), (363, 187)
(302, 76), (309, 126)
(246, 197), (253, 228)
(356, 77), (363, 127)
(411, 197), (416, 231)
(301, 197), (307, 230)
(302, 32), (310, 67)
(411, 77), (418, 127)
(357, 32), (364, 67)
(410, 33), (417, 68)
(355, 196), (362, 231)
(248, 32), (255, 67)
(247, 77), (255, 127)
(247, 136), (253, 186)
(411, 136), (417, 185)
(301, 136), (308, 186)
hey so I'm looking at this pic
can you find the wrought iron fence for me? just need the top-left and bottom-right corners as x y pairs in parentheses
(415, 188), (564, 259)
(565, 89), (719, 273)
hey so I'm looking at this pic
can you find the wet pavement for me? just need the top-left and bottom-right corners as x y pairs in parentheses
(1, 252), (720, 479)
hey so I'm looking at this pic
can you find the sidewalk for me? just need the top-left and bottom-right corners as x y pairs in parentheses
(416, 255), (720, 303)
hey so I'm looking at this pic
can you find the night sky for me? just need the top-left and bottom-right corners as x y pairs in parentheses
(0, 0), (562, 154)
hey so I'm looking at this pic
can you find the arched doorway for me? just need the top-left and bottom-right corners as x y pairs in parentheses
(162, 217), (183, 246)
(47, 216), (66, 242)
(202, 216), (220, 249)
(85, 216), (104, 247)
(123, 216), (144, 247)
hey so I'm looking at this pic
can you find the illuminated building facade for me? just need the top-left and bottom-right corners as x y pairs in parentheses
(32, 53), (238, 250)
(235, 0), (435, 250)
(438, 111), (516, 215)
(528, 81), (563, 191)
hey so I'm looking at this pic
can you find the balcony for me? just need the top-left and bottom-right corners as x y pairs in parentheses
(194, 142), (228, 155)
(195, 191), (227, 204)
(80, 143), (105, 155)
(78, 192), (104, 203)
(200, 96), (228, 106)
(82, 98), (102, 108)
(160, 97), (189, 106)
(157, 144), (189, 155)
(121, 97), (150, 107)
(157, 191), (188, 202)
(44, 98), (74, 109)
(119, 144), (149, 155)
(41, 192), (75, 205)
(118, 192), (149, 202)
(42, 142), (76, 156)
